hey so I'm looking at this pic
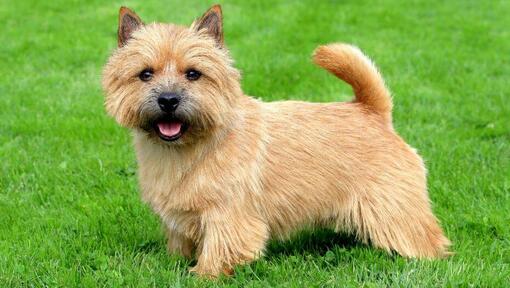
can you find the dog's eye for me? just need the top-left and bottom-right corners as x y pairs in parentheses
(139, 69), (154, 82)
(185, 69), (201, 81)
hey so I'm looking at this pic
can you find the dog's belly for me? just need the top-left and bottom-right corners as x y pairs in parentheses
(258, 100), (426, 238)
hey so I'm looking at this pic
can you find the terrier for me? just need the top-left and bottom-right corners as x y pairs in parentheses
(102, 4), (450, 277)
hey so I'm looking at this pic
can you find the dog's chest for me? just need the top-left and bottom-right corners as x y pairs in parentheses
(136, 160), (203, 239)
(138, 166), (204, 218)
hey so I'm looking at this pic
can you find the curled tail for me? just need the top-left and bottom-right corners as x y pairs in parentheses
(313, 43), (392, 122)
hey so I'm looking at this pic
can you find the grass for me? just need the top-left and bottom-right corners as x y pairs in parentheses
(0, 0), (509, 286)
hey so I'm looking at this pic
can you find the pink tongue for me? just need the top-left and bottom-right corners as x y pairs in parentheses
(157, 121), (182, 137)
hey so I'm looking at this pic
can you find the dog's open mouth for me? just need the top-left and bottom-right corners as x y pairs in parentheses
(154, 119), (188, 141)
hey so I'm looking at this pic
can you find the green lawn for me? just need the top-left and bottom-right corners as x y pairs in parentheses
(1, 0), (509, 286)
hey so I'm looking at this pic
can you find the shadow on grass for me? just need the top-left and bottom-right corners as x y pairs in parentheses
(265, 228), (362, 259)
(227, 229), (378, 282)
(136, 238), (163, 254)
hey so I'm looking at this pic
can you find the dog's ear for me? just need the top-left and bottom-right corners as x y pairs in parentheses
(118, 7), (144, 47)
(192, 5), (223, 46)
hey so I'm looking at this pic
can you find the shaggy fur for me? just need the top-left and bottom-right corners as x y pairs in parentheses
(102, 5), (450, 277)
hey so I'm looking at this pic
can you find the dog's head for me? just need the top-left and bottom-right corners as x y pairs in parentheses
(102, 5), (241, 145)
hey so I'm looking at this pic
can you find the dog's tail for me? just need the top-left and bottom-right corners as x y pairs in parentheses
(313, 43), (392, 122)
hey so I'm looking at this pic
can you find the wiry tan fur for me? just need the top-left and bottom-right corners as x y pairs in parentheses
(102, 5), (450, 277)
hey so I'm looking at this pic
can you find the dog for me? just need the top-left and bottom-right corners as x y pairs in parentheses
(102, 4), (450, 277)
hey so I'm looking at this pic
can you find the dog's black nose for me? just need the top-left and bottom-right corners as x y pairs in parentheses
(157, 93), (180, 112)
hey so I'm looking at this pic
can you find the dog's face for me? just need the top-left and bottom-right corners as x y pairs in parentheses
(102, 5), (241, 145)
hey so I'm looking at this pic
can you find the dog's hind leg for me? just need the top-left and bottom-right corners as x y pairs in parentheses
(336, 185), (450, 258)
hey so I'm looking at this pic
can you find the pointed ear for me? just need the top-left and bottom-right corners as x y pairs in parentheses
(118, 7), (143, 47)
(192, 5), (223, 46)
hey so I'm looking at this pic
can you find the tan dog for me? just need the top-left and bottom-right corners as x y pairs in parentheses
(102, 5), (450, 277)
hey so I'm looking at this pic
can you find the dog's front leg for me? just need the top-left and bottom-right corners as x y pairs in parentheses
(165, 228), (194, 259)
(190, 207), (269, 277)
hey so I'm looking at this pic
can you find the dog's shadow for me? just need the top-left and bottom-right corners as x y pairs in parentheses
(265, 228), (361, 259)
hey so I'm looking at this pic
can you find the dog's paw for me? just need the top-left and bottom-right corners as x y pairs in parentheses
(189, 264), (233, 278)
(189, 265), (217, 279)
